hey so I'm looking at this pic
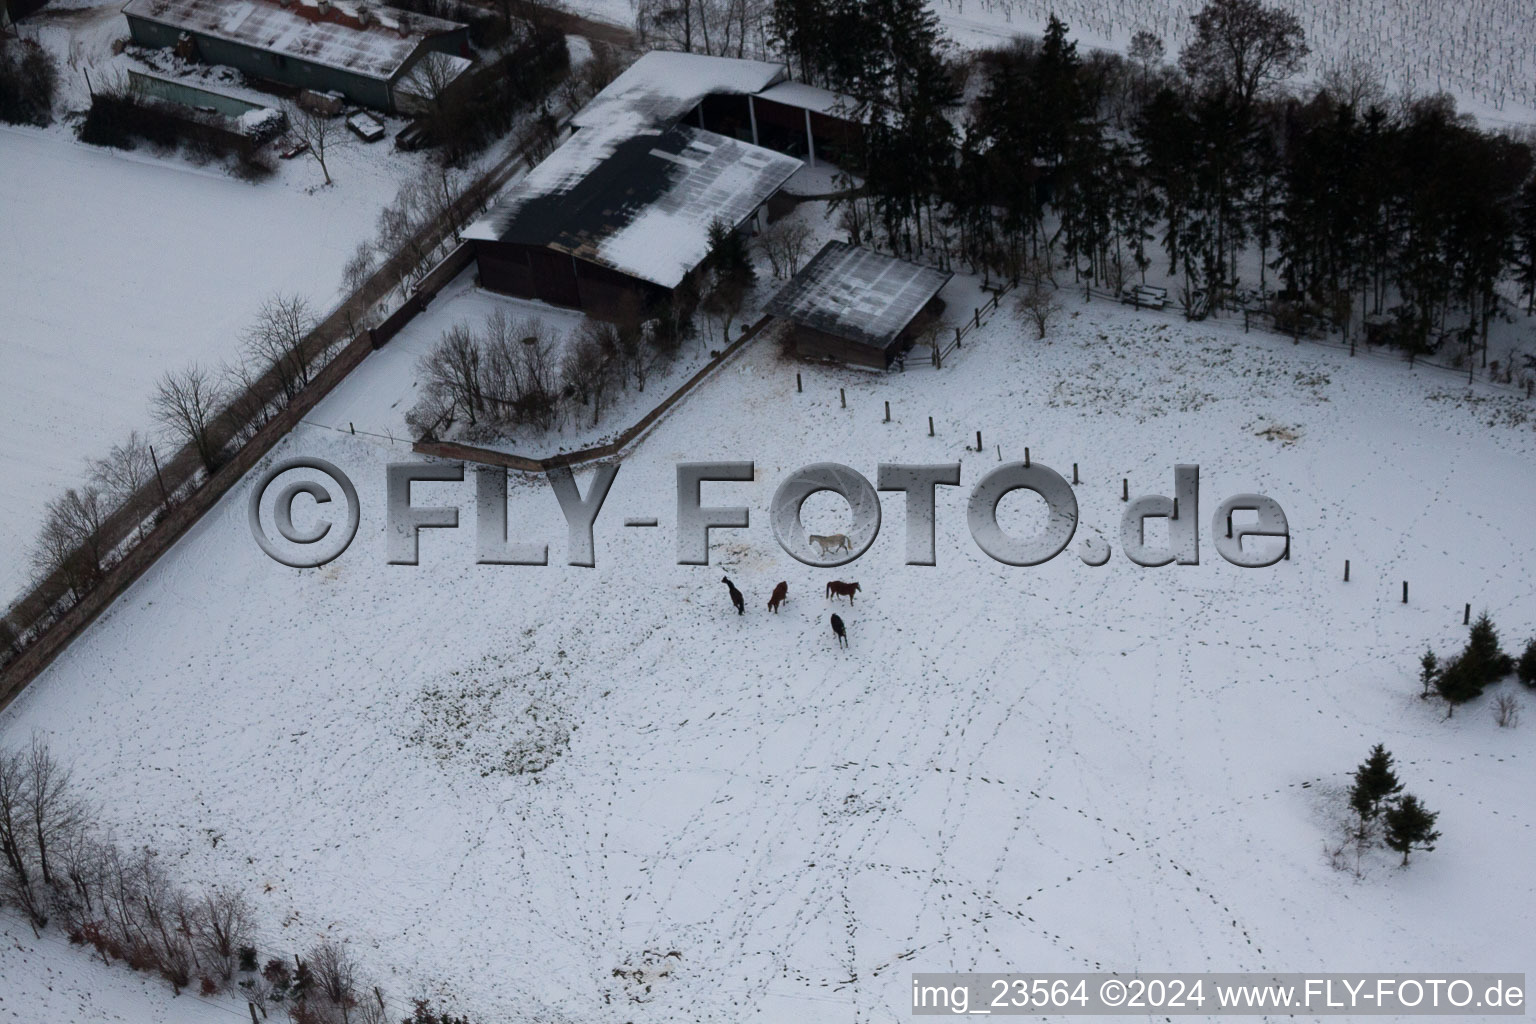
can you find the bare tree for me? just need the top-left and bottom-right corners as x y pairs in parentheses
(0, 748), (46, 932)
(25, 737), (83, 890)
(761, 219), (813, 279)
(152, 365), (223, 475)
(563, 321), (617, 426)
(89, 432), (154, 507)
(245, 293), (318, 403)
(1319, 55), (1385, 109)
(398, 50), (464, 119)
(195, 888), (251, 983)
(1178, 0), (1309, 110)
(342, 240), (377, 295)
(284, 101), (342, 186)
(1017, 280), (1063, 339)
(30, 485), (110, 598)
(310, 939), (359, 1021)
(1494, 692), (1520, 728)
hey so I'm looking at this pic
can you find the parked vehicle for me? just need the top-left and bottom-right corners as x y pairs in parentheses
(346, 111), (386, 142)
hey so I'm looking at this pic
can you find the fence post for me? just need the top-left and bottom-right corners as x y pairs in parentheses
(928, 416), (934, 436)
(1344, 559), (1349, 582)
(1402, 580), (1409, 604)
(884, 400), (890, 423)
(1122, 478), (1128, 502)
(1464, 603), (1471, 625)
(976, 430), (982, 451)
(149, 445), (170, 511)
(796, 372), (802, 393)
(1024, 446), (1030, 468)
(1072, 462), (1079, 484)
(974, 307), (980, 328)
(840, 387), (846, 409)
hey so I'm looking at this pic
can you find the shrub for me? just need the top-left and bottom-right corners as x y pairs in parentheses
(0, 37), (57, 126)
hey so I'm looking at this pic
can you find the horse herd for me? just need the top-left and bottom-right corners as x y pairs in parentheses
(719, 576), (861, 648)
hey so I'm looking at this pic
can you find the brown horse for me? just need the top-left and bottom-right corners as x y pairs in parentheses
(768, 581), (788, 613)
(825, 581), (861, 603)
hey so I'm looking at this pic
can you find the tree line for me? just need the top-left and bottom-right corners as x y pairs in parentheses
(0, 739), (476, 1023)
(766, 0), (1536, 359)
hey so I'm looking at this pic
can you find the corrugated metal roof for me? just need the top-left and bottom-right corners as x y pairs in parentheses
(765, 241), (952, 348)
(122, 0), (464, 82)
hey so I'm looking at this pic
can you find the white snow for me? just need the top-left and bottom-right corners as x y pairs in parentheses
(0, 123), (425, 603)
(3, 281), (1534, 1021)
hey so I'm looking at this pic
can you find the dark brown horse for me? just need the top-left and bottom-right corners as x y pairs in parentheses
(830, 613), (848, 648)
(721, 576), (744, 615)
(825, 581), (861, 603)
(768, 581), (788, 613)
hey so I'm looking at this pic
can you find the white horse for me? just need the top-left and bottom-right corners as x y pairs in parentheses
(809, 533), (852, 556)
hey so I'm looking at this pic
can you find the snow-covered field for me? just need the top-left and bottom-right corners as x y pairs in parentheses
(0, 124), (420, 601)
(3, 286), (1534, 1021)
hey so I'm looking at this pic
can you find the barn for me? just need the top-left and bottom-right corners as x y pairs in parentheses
(466, 98), (801, 318)
(766, 241), (952, 370)
(120, 0), (472, 114)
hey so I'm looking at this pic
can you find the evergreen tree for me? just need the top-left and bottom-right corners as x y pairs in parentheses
(1464, 611), (1515, 686)
(1515, 176), (1536, 314)
(1418, 648), (1439, 700)
(1348, 744), (1402, 822)
(1519, 638), (1536, 687)
(1382, 794), (1440, 866)
(1434, 655), (1482, 717)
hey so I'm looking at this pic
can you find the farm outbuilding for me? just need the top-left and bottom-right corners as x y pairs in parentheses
(766, 241), (952, 369)
(466, 120), (801, 318)
(120, 0), (472, 114)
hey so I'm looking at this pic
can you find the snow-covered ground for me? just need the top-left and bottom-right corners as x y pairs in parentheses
(3, 281), (1534, 1021)
(0, 0), (480, 604)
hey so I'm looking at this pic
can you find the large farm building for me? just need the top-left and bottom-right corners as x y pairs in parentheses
(465, 52), (868, 319)
(121, 0), (471, 114)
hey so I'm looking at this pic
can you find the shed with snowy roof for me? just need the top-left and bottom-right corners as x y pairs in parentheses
(465, 121), (801, 318)
(765, 241), (952, 369)
(121, 0), (471, 114)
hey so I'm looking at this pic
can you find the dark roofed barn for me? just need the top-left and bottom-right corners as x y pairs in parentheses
(766, 242), (952, 369)
(466, 123), (801, 318)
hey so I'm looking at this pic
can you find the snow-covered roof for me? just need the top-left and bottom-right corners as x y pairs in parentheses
(121, 0), (466, 83)
(570, 50), (786, 130)
(765, 241), (952, 348)
(466, 122), (801, 290)
(755, 80), (864, 119)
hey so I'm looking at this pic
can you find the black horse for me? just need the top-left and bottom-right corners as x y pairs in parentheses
(721, 576), (745, 615)
(830, 613), (847, 648)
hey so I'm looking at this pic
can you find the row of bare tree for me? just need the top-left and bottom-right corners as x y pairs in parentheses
(0, 739), (393, 1023)
(21, 293), (325, 621)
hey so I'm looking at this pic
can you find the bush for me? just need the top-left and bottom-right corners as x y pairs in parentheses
(0, 37), (57, 126)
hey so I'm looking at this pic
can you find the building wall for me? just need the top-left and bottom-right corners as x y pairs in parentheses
(123, 14), (466, 112)
(475, 241), (668, 320)
(791, 325), (892, 370)
(750, 97), (863, 166)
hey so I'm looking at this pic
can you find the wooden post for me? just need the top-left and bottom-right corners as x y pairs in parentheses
(1024, 446), (1030, 468)
(1072, 463), (1079, 484)
(1402, 580), (1409, 604)
(1350, 338), (1356, 357)
(349, 422), (355, 435)
(996, 444), (1002, 461)
(884, 400), (890, 423)
(1226, 512), (1233, 538)
(1344, 559), (1350, 582)
(1122, 478), (1128, 501)
(1464, 603), (1471, 625)
(796, 372), (802, 393)
(1172, 497), (1178, 520)
(840, 387), (846, 409)
(149, 445), (170, 510)
(976, 430), (982, 451)
(928, 416), (934, 437)
(974, 307), (980, 328)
